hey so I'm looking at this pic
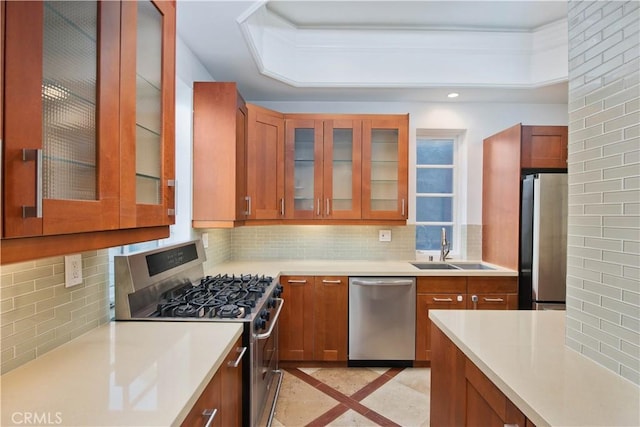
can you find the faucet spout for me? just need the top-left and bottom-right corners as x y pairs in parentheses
(440, 227), (450, 261)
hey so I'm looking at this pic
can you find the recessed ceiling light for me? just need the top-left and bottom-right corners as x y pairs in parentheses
(447, 92), (459, 98)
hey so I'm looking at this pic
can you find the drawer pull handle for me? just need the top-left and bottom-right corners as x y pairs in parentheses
(432, 297), (453, 302)
(227, 346), (247, 368)
(483, 297), (504, 302)
(322, 279), (341, 284)
(287, 279), (307, 284)
(202, 408), (218, 427)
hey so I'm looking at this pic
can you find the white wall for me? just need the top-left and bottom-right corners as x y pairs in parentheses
(167, 36), (215, 245)
(256, 100), (569, 225)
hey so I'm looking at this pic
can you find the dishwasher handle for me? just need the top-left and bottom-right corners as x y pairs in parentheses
(350, 279), (414, 287)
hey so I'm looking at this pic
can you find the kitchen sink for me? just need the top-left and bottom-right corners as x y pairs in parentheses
(449, 263), (496, 270)
(410, 262), (496, 270)
(410, 262), (460, 270)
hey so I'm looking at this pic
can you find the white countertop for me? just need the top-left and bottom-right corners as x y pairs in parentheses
(0, 321), (243, 427)
(207, 259), (516, 277)
(429, 310), (640, 427)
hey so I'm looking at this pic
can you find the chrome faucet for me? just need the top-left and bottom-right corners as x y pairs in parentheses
(440, 227), (450, 261)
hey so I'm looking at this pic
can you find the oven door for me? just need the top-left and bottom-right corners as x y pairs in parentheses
(252, 298), (284, 427)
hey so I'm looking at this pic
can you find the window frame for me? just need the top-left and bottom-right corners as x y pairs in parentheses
(414, 130), (462, 259)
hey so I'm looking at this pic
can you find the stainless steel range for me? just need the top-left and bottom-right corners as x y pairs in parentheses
(114, 239), (283, 427)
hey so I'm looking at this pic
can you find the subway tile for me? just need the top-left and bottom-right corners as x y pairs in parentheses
(34, 273), (65, 291)
(567, 286), (601, 305)
(1, 350), (36, 375)
(569, 170), (604, 185)
(34, 256), (64, 268)
(0, 282), (35, 300)
(622, 290), (640, 307)
(569, 215), (602, 227)
(1, 261), (36, 274)
(602, 296), (640, 320)
(603, 273), (640, 293)
(567, 265), (603, 282)
(1, 323), (14, 339)
(13, 287), (55, 309)
(583, 280), (623, 300)
(584, 79), (625, 105)
(584, 237), (623, 251)
(568, 192), (603, 205)
(602, 137), (639, 156)
(567, 326), (600, 351)
(625, 98), (640, 114)
(623, 265), (639, 280)
(568, 307), (602, 328)
(1, 305), (36, 324)
(584, 259), (624, 276)
(1, 347), (15, 364)
(604, 112), (640, 133)
(581, 345), (621, 372)
(582, 323), (622, 349)
(35, 293), (72, 313)
(600, 341), (640, 372)
(603, 189), (640, 203)
(584, 30), (624, 62)
(13, 309), (55, 334)
(565, 336), (582, 353)
(622, 314), (640, 333)
(623, 240), (640, 254)
(570, 100), (603, 121)
(584, 129), (624, 149)
(15, 330), (55, 357)
(2, 327), (36, 349)
(624, 152), (640, 166)
(603, 226), (640, 241)
(583, 300), (623, 324)
(620, 365), (640, 384)
(569, 124), (604, 143)
(13, 266), (54, 285)
(568, 224), (603, 238)
(569, 146), (602, 163)
(567, 245), (602, 260)
(36, 312), (72, 336)
(584, 203), (623, 215)
(603, 83), (640, 109)
(620, 340), (640, 359)
(1, 273), (13, 288)
(585, 154), (624, 171)
(602, 215), (640, 228)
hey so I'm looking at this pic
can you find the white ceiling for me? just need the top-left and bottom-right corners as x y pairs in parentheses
(177, 1), (569, 103)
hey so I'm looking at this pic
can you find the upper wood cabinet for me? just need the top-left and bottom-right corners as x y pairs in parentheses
(1, 1), (175, 263)
(482, 123), (567, 270)
(119, 0), (176, 229)
(284, 116), (362, 220)
(521, 125), (568, 169)
(192, 82), (248, 228)
(246, 104), (285, 220)
(362, 116), (409, 220)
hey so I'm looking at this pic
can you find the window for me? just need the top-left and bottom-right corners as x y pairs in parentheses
(415, 137), (456, 253)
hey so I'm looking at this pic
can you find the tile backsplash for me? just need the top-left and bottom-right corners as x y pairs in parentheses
(566, 0), (640, 385)
(0, 250), (110, 374)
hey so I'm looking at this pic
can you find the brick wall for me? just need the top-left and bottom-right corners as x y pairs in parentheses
(566, 0), (639, 385)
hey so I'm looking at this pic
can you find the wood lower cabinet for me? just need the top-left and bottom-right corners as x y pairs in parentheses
(279, 275), (315, 360)
(415, 277), (466, 361)
(313, 276), (348, 361)
(467, 277), (518, 310)
(430, 325), (536, 427)
(279, 275), (348, 361)
(416, 276), (517, 361)
(181, 337), (243, 427)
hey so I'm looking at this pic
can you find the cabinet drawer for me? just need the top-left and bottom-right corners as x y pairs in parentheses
(467, 293), (517, 310)
(181, 370), (221, 427)
(417, 277), (467, 293)
(467, 277), (517, 294)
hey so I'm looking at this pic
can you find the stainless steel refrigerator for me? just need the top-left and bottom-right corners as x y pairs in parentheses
(519, 173), (568, 310)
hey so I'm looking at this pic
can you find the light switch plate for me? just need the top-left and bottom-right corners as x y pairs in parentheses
(202, 232), (209, 248)
(64, 254), (83, 288)
(379, 229), (392, 242)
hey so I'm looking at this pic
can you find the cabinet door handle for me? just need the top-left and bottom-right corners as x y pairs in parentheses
(316, 198), (321, 216)
(245, 196), (252, 216)
(401, 199), (405, 217)
(202, 408), (218, 427)
(280, 198), (285, 216)
(326, 198), (330, 216)
(167, 179), (177, 216)
(227, 346), (247, 368)
(322, 279), (341, 284)
(287, 279), (307, 284)
(22, 149), (43, 218)
(483, 297), (505, 302)
(432, 297), (453, 302)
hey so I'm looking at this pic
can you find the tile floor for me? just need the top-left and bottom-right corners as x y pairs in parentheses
(272, 367), (430, 427)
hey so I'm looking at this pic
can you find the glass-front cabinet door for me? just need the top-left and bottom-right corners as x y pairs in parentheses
(120, 0), (175, 228)
(362, 116), (409, 220)
(323, 120), (361, 219)
(3, 1), (121, 237)
(285, 119), (323, 219)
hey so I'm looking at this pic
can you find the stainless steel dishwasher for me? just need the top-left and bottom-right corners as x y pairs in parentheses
(348, 277), (416, 366)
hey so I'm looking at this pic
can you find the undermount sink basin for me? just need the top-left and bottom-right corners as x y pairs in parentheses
(410, 262), (496, 271)
(450, 263), (496, 270)
(410, 262), (460, 270)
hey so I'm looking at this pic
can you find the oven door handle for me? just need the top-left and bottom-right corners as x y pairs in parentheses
(256, 298), (284, 340)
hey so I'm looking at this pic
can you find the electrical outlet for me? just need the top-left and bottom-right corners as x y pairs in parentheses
(202, 232), (209, 249)
(379, 229), (392, 242)
(64, 254), (83, 288)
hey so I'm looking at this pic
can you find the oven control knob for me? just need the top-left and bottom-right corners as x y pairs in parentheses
(267, 298), (276, 308)
(274, 285), (283, 297)
(255, 318), (266, 332)
(260, 309), (270, 321)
